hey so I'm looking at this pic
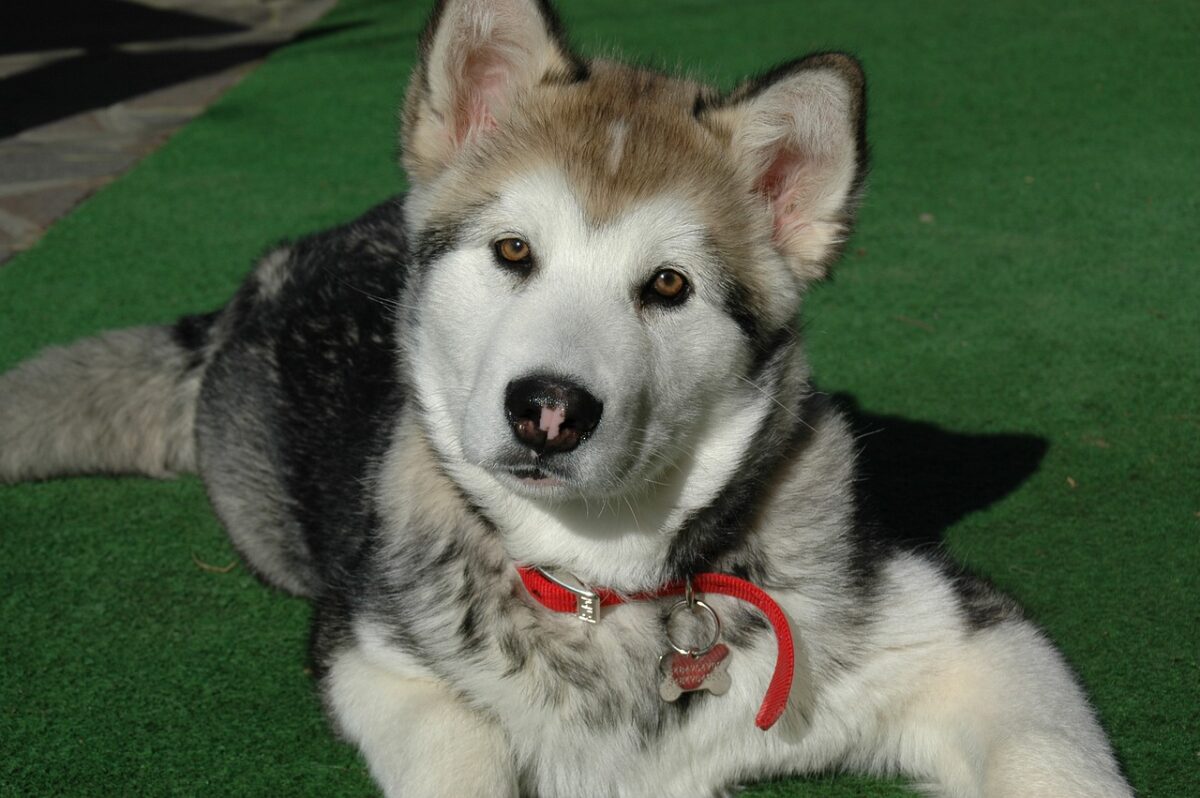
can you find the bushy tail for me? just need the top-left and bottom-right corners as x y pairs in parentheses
(0, 318), (211, 483)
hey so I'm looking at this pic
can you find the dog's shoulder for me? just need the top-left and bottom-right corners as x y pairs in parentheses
(198, 195), (413, 581)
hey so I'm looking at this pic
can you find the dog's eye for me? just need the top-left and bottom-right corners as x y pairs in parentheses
(642, 269), (690, 307)
(494, 237), (533, 267)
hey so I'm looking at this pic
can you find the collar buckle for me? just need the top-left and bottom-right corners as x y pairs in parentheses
(534, 567), (601, 623)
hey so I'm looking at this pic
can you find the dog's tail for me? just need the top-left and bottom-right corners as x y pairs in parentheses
(0, 312), (216, 483)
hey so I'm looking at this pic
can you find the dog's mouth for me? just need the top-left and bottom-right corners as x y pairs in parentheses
(503, 464), (566, 488)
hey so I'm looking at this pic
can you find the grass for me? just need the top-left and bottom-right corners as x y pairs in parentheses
(1, 0), (1197, 795)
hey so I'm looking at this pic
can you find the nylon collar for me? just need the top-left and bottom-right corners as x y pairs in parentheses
(516, 565), (795, 730)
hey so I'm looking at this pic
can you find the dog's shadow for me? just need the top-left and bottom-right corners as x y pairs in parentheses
(831, 393), (1049, 548)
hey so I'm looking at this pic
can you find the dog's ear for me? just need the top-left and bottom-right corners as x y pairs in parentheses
(698, 54), (868, 282)
(402, 0), (583, 184)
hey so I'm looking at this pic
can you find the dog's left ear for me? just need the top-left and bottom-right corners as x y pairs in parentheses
(402, 0), (584, 185)
(698, 53), (868, 282)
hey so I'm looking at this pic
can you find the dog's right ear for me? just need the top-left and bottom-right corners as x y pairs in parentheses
(402, 0), (583, 184)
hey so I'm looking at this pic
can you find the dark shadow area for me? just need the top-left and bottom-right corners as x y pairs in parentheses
(0, 17), (360, 139)
(1, 44), (271, 138)
(831, 392), (1049, 548)
(1, 0), (254, 137)
(0, 0), (245, 54)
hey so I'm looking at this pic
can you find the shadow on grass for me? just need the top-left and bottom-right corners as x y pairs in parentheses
(832, 392), (1049, 548)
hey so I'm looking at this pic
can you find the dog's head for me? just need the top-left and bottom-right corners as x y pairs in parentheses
(398, 0), (866, 585)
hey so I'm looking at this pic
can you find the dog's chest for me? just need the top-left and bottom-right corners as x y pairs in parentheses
(451, 598), (794, 796)
(363, 457), (808, 794)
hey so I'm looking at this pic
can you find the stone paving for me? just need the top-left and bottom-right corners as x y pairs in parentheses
(0, 0), (337, 264)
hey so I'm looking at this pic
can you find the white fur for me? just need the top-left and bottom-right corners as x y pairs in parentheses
(606, 118), (629, 175)
(253, 246), (293, 299)
(326, 644), (518, 797)
(333, 546), (1132, 797)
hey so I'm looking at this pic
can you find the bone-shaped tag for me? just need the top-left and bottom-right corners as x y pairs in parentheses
(658, 643), (732, 701)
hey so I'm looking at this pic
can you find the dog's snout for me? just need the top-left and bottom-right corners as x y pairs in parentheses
(505, 376), (603, 454)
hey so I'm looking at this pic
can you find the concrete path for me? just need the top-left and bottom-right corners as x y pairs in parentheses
(0, 0), (337, 264)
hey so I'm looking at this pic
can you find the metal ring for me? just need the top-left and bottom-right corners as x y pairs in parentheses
(665, 598), (721, 657)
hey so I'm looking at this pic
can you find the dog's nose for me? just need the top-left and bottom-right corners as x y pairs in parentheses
(505, 376), (603, 454)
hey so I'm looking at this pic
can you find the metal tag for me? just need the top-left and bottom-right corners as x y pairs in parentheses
(575, 590), (599, 623)
(533, 567), (600, 623)
(658, 644), (732, 701)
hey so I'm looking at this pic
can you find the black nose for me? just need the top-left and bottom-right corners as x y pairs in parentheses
(505, 376), (603, 454)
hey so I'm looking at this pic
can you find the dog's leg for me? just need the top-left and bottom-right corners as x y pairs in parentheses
(894, 620), (1132, 798)
(323, 646), (518, 798)
(0, 323), (208, 483)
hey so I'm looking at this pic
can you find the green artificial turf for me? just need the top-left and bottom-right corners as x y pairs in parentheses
(1, 0), (1197, 795)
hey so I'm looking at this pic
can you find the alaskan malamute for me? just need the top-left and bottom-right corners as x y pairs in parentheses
(0, 1), (1132, 795)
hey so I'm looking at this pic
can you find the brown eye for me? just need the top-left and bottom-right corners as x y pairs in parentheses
(643, 268), (690, 307)
(494, 237), (532, 266)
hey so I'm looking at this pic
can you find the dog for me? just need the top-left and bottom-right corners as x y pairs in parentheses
(0, 1), (1134, 795)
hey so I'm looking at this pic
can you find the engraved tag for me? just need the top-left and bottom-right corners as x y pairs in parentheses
(576, 591), (599, 624)
(532, 567), (601, 624)
(658, 643), (732, 701)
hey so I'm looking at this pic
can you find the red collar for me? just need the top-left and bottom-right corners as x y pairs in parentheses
(516, 565), (794, 730)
